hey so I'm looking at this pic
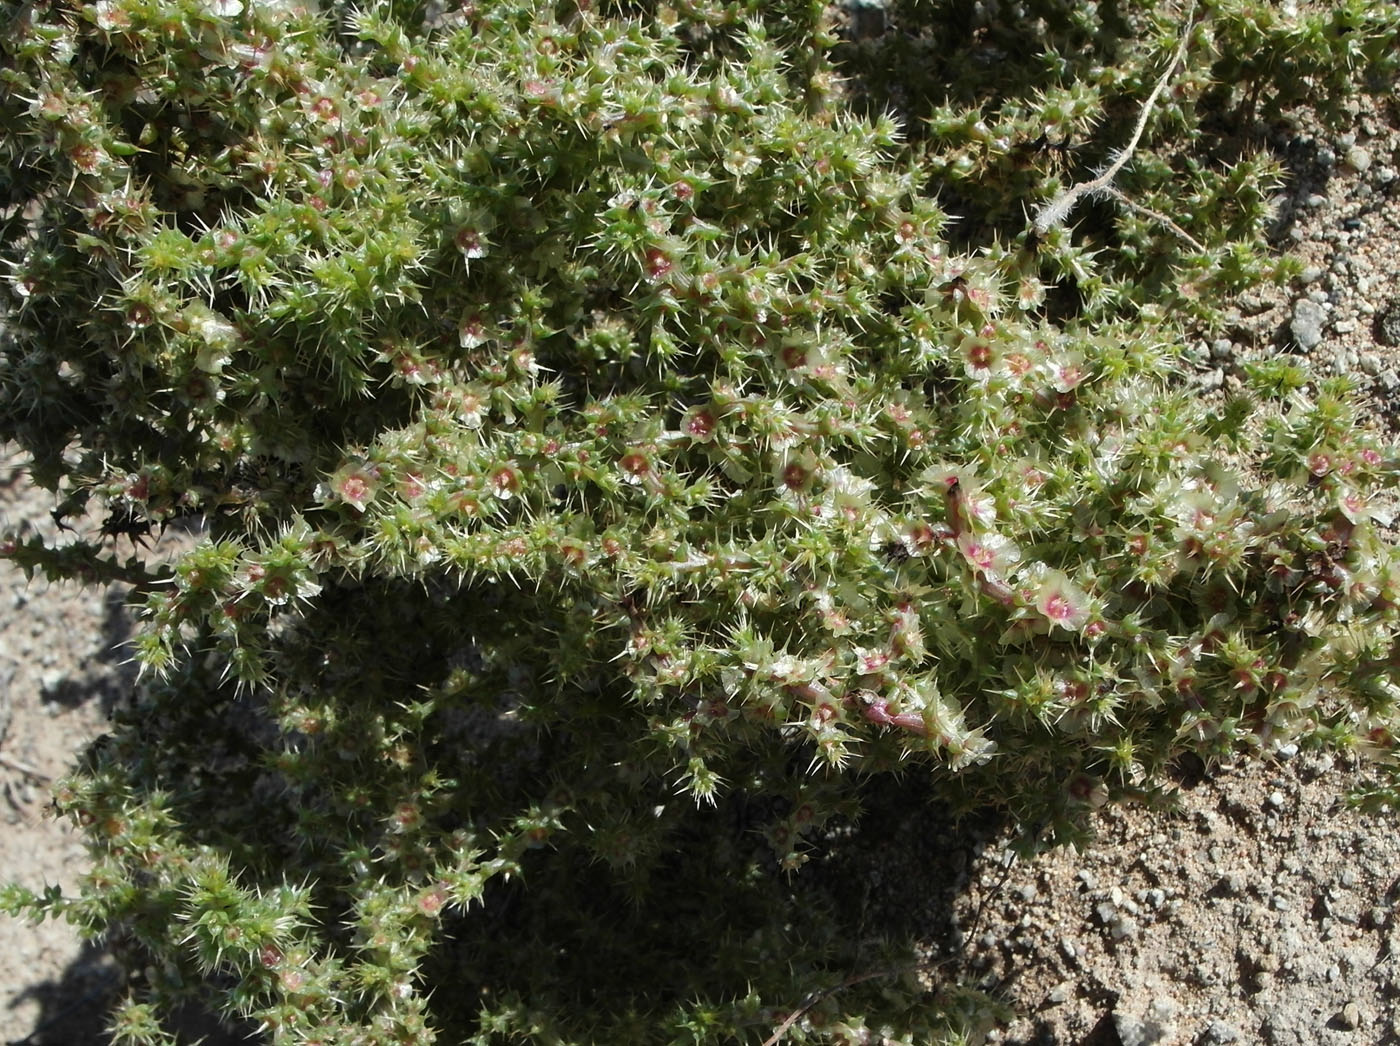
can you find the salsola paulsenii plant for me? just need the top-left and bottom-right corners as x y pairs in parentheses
(1, 0), (1398, 1043)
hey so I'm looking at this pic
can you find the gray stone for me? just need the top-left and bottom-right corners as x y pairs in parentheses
(1202, 1019), (1241, 1043)
(1334, 1001), (1362, 1031)
(1115, 1014), (1169, 1046)
(1110, 915), (1140, 940)
(1345, 145), (1372, 173)
(1375, 300), (1400, 347)
(1291, 299), (1328, 350)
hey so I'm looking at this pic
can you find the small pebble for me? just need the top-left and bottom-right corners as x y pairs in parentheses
(1203, 1020), (1241, 1044)
(1110, 916), (1139, 941)
(1345, 145), (1372, 173)
(1292, 299), (1328, 351)
(1335, 1001), (1362, 1031)
(1375, 300), (1400, 347)
(1114, 1014), (1168, 1046)
(1148, 998), (1178, 1022)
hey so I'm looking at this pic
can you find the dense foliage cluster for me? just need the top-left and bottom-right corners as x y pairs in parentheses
(2, 0), (1399, 1042)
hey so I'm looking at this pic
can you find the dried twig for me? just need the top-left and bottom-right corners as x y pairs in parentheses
(1100, 186), (1207, 252)
(0, 750), (51, 783)
(1032, 1), (1198, 237)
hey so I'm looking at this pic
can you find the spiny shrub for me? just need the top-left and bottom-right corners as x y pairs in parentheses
(1, 0), (1398, 1043)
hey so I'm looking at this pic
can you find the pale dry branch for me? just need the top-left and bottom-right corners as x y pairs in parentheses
(1033, 2), (1199, 238)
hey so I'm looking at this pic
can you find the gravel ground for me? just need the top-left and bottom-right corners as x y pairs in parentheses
(1, 445), (134, 1046)
(2, 55), (1399, 1046)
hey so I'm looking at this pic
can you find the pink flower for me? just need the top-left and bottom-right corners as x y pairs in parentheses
(1050, 358), (1085, 393)
(958, 332), (1002, 382)
(456, 388), (486, 429)
(774, 451), (819, 495)
(455, 227), (487, 259)
(522, 78), (560, 105)
(957, 531), (1019, 576)
(644, 248), (673, 282)
(855, 648), (890, 675)
(490, 464), (520, 499)
(681, 407), (717, 442)
(1338, 488), (1370, 524)
(619, 448), (653, 485)
(458, 313), (487, 348)
(1034, 570), (1090, 630)
(329, 462), (380, 512)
